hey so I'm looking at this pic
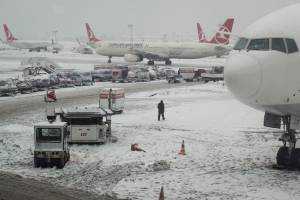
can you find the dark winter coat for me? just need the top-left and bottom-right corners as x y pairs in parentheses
(158, 101), (164, 113)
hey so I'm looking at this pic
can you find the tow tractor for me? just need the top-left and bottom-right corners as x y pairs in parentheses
(33, 121), (70, 168)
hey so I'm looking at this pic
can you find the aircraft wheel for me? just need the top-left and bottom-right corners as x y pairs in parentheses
(147, 60), (154, 65)
(34, 157), (39, 168)
(165, 59), (172, 65)
(276, 146), (290, 167)
(57, 157), (65, 169)
(291, 148), (300, 169)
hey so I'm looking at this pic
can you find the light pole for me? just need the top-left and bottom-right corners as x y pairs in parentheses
(128, 24), (133, 49)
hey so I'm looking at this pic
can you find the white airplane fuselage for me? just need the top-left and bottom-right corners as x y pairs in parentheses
(225, 3), (300, 118)
(6, 40), (63, 52)
(93, 41), (227, 60)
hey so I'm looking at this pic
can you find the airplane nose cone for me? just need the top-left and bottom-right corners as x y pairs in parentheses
(225, 54), (262, 99)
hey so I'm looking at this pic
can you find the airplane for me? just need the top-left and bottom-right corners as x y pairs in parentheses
(85, 22), (234, 65)
(224, 3), (300, 168)
(2, 24), (64, 53)
(197, 18), (234, 45)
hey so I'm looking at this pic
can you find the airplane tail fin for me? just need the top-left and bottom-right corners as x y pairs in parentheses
(197, 23), (208, 43)
(3, 24), (17, 41)
(209, 18), (234, 45)
(85, 23), (100, 43)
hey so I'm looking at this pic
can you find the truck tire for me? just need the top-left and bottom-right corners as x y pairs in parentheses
(66, 152), (70, 162)
(291, 148), (300, 169)
(34, 157), (39, 168)
(57, 157), (65, 169)
(276, 147), (290, 167)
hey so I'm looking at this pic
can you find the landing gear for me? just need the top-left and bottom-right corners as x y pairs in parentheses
(108, 56), (112, 63)
(276, 116), (300, 169)
(147, 60), (154, 65)
(165, 59), (172, 65)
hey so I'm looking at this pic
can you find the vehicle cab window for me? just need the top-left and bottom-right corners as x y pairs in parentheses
(271, 38), (286, 53)
(233, 38), (249, 50)
(247, 39), (270, 51)
(286, 38), (298, 54)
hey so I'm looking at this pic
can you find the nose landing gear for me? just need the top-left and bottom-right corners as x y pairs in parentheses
(165, 59), (172, 65)
(276, 116), (300, 169)
(108, 56), (112, 63)
(147, 60), (154, 65)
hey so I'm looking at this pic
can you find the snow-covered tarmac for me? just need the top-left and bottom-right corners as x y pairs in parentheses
(1, 80), (300, 199)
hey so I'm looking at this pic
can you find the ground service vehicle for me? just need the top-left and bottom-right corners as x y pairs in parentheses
(201, 66), (224, 82)
(34, 122), (70, 169)
(61, 107), (112, 144)
(112, 67), (129, 82)
(99, 88), (125, 113)
(136, 69), (150, 82)
(168, 74), (184, 84)
(178, 67), (195, 81)
(0, 79), (18, 96)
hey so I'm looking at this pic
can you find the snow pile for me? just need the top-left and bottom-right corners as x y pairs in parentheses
(146, 160), (171, 172)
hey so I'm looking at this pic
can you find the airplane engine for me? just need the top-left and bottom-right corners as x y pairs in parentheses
(124, 54), (143, 62)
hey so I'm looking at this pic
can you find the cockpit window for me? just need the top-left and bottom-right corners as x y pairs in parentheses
(247, 39), (270, 51)
(272, 38), (286, 53)
(286, 38), (298, 54)
(233, 38), (248, 50)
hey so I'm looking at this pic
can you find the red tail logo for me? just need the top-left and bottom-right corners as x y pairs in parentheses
(197, 18), (234, 45)
(85, 23), (100, 42)
(3, 24), (17, 41)
(210, 18), (234, 45)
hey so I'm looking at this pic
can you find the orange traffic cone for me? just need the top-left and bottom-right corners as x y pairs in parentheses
(159, 186), (165, 200)
(131, 143), (146, 152)
(179, 140), (186, 155)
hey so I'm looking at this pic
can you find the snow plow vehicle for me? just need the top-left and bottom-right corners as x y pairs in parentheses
(33, 122), (70, 169)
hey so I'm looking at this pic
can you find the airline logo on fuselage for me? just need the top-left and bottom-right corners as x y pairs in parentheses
(108, 43), (143, 48)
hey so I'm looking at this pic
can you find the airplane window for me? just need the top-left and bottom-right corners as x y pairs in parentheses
(247, 39), (269, 51)
(272, 38), (286, 53)
(233, 38), (248, 50)
(286, 38), (298, 54)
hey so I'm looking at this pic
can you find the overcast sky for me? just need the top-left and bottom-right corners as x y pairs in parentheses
(0, 0), (299, 41)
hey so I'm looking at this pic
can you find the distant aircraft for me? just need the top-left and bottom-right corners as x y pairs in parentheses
(197, 18), (234, 45)
(85, 23), (232, 65)
(2, 24), (63, 53)
(225, 4), (300, 168)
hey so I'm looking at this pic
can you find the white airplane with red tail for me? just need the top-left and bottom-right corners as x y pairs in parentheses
(2, 24), (63, 53)
(85, 22), (234, 65)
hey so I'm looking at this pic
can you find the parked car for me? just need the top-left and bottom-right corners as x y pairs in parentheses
(168, 74), (184, 84)
(0, 79), (18, 96)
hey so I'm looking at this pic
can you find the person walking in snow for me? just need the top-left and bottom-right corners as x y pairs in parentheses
(157, 100), (165, 121)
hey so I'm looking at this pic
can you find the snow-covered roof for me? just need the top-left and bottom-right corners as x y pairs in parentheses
(34, 121), (67, 127)
(62, 106), (110, 118)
